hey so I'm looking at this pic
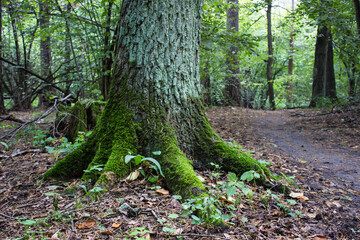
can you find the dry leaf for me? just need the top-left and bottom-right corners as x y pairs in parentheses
(126, 170), (140, 181)
(156, 188), (169, 195)
(219, 196), (235, 204)
(290, 192), (309, 201)
(112, 222), (121, 228)
(76, 219), (95, 229)
(100, 230), (112, 235)
(325, 201), (341, 208)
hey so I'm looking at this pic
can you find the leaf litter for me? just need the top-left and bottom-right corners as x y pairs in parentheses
(0, 108), (359, 239)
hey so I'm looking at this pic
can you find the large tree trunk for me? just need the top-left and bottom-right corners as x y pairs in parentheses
(266, 0), (275, 110)
(225, 0), (242, 106)
(44, 0), (269, 198)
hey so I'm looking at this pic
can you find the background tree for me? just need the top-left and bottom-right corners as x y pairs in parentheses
(44, 0), (269, 197)
(225, 0), (242, 105)
(266, 0), (275, 110)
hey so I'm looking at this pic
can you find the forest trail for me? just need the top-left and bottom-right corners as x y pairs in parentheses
(251, 110), (360, 191)
(207, 107), (360, 203)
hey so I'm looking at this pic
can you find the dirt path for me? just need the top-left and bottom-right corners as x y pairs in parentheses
(207, 107), (360, 204)
(252, 110), (360, 191)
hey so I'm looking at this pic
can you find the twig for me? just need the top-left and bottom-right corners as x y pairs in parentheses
(0, 94), (72, 140)
(0, 212), (16, 219)
(0, 149), (42, 159)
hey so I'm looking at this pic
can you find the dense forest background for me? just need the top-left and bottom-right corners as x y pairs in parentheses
(0, 0), (359, 112)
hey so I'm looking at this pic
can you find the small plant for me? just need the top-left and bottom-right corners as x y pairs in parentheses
(129, 227), (152, 240)
(125, 151), (164, 183)
(83, 164), (105, 182)
(79, 184), (106, 201)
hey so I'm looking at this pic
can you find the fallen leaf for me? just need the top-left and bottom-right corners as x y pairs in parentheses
(126, 170), (140, 181)
(290, 192), (309, 201)
(112, 222), (121, 228)
(325, 201), (341, 208)
(219, 195), (235, 204)
(76, 219), (95, 229)
(156, 188), (169, 195)
(100, 230), (112, 235)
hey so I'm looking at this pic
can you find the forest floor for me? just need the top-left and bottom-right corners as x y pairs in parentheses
(0, 106), (359, 239)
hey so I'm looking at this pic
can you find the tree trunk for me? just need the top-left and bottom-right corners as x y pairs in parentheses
(287, 0), (294, 107)
(38, 0), (53, 108)
(225, 0), (242, 106)
(44, 0), (270, 198)
(266, 0), (275, 110)
(354, 0), (360, 36)
(309, 25), (336, 107)
(325, 31), (336, 100)
(0, 0), (6, 114)
(99, 1), (114, 101)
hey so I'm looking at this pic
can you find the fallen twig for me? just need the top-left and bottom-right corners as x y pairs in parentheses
(0, 149), (42, 159)
(0, 94), (72, 140)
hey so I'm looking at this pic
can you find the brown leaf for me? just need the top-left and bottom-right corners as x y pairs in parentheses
(290, 192), (309, 201)
(76, 219), (95, 229)
(156, 188), (169, 195)
(100, 230), (112, 235)
(112, 222), (121, 228)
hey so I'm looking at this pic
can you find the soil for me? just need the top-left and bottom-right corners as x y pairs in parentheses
(0, 107), (359, 239)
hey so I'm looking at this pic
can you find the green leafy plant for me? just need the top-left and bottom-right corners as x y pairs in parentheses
(79, 184), (106, 201)
(125, 151), (164, 183)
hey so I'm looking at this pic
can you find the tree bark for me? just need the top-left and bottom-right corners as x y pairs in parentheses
(225, 0), (242, 106)
(310, 25), (336, 107)
(44, 0), (270, 198)
(38, 0), (53, 108)
(266, 0), (275, 110)
(99, 1), (114, 101)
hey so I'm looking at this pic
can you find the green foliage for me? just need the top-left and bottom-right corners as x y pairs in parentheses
(125, 152), (164, 183)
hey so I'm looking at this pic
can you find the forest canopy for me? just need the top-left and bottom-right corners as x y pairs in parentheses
(0, 0), (359, 112)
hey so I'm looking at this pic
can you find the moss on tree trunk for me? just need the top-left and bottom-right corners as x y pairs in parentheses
(44, 0), (270, 198)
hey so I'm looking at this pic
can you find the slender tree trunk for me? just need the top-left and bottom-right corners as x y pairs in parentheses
(99, 1), (113, 101)
(44, 0), (270, 198)
(287, 0), (294, 107)
(64, 3), (72, 95)
(0, 0), (6, 114)
(38, 0), (53, 108)
(266, 0), (275, 110)
(354, 0), (360, 35)
(225, 0), (242, 106)
(8, 3), (26, 110)
(325, 31), (336, 100)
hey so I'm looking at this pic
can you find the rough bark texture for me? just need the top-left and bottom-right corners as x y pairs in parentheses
(44, 0), (269, 198)
(225, 0), (242, 106)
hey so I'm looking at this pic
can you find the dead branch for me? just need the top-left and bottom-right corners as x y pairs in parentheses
(0, 94), (72, 140)
(0, 115), (25, 124)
